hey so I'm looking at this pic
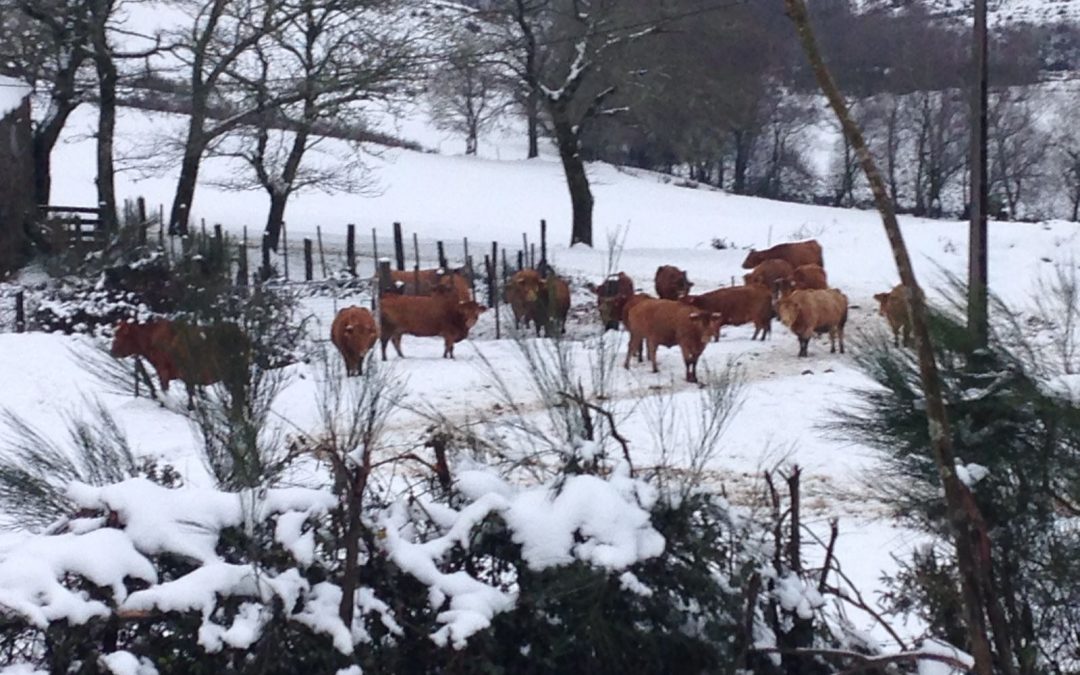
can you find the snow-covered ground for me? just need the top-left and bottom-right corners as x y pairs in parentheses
(5, 87), (1080, 658)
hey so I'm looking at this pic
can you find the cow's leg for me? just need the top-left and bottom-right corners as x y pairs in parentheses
(392, 334), (404, 358)
(443, 335), (454, 359)
(380, 334), (390, 361)
(839, 325), (846, 354)
(648, 339), (659, 373)
(624, 334), (638, 370)
(798, 337), (809, 357)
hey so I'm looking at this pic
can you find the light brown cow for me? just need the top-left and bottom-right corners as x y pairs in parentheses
(682, 285), (773, 341)
(330, 306), (379, 376)
(506, 269), (570, 336)
(743, 259), (794, 297)
(623, 298), (723, 383)
(874, 284), (914, 348)
(775, 288), (848, 357)
(591, 272), (635, 331)
(386, 268), (473, 301)
(654, 265), (693, 300)
(379, 287), (486, 359)
(621, 293), (654, 362)
(741, 239), (824, 270)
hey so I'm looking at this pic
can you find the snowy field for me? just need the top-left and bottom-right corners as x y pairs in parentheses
(3, 94), (1080, 659)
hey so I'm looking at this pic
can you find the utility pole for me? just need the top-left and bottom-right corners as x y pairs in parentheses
(968, 0), (989, 349)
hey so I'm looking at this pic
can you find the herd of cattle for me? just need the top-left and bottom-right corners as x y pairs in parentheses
(107, 238), (917, 400)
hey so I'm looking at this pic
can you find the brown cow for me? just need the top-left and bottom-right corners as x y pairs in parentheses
(654, 265), (693, 300)
(775, 288), (848, 357)
(330, 306), (379, 376)
(386, 268), (473, 301)
(505, 269), (570, 336)
(379, 286), (486, 359)
(111, 319), (250, 407)
(777, 264), (829, 296)
(682, 285), (773, 341)
(874, 284), (914, 348)
(743, 259), (794, 297)
(623, 298), (723, 383)
(741, 239), (824, 270)
(591, 272), (635, 331)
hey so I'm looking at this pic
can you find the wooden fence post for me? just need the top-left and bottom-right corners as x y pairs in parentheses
(491, 241), (500, 339)
(437, 241), (447, 270)
(517, 250), (524, 271)
(261, 233), (271, 280)
(238, 242), (249, 288)
(137, 197), (147, 245)
(393, 222), (405, 271)
(530, 243), (536, 269)
(14, 291), (25, 333)
(316, 226), (328, 278)
(522, 233), (529, 267)
(377, 259), (393, 295)
(282, 221), (290, 281)
(539, 219), (548, 274)
(346, 224), (357, 277)
(304, 238), (314, 281)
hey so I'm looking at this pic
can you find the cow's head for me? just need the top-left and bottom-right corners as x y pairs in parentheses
(873, 292), (891, 316)
(775, 297), (799, 327)
(458, 300), (487, 329)
(512, 269), (543, 303)
(111, 320), (141, 357)
(688, 311), (724, 347)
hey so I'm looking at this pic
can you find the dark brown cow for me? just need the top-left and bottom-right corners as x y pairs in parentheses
(591, 272), (635, 331)
(775, 288), (848, 357)
(506, 269), (570, 336)
(682, 285), (773, 341)
(623, 298), (723, 383)
(111, 319), (250, 407)
(379, 286), (486, 359)
(331, 306), (379, 376)
(654, 265), (693, 300)
(741, 239), (824, 270)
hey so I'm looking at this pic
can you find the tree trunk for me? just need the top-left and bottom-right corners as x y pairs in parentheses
(782, 1), (1008, 673)
(169, 107), (209, 236)
(526, 86), (540, 159)
(31, 102), (81, 207)
(90, 0), (118, 233)
(552, 111), (593, 247)
(733, 130), (751, 195)
(263, 191), (289, 251)
(1071, 191), (1080, 222)
(969, 0), (990, 349)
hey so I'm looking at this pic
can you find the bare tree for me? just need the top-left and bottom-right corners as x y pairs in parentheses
(163, 0), (309, 235)
(213, 0), (422, 250)
(910, 89), (967, 217)
(428, 35), (508, 155)
(494, 0), (666, 247)
(987, 91), (1046, 219)
(862, 93), (906, 207)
